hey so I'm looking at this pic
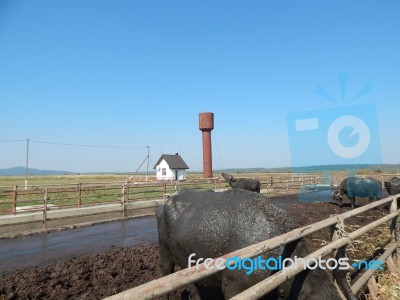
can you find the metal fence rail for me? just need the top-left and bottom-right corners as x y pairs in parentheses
(104, 194), (400, 300)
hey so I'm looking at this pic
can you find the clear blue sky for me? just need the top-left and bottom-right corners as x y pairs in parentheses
(1, 1), (399, 173)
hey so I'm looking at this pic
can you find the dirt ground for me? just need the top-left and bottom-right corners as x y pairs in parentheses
(0, 194), (395, 300)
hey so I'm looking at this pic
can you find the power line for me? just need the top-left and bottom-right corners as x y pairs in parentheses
(182, 132), (197, 159)
(212, 135), (228, 170)
(1, 139), (151, 175)
(29, 140), (147, 149)
(0, 139), (26, 143)
(1, 139), (147, 149)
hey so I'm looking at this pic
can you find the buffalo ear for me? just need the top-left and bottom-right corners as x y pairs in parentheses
(230, 176), (236, 182)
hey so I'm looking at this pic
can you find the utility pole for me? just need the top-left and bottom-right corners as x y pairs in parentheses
(25, 138), (29, 190)
(146, 146), (150, 182)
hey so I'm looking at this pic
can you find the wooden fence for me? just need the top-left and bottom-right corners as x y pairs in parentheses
(0, 174), (324, 215)
(1, 174), (399, 297)
(331, 174), (400, 188)
(0, 173), (398, 237)
(0, 178), (222, 235)
(0, 179), (221, 215)
(104, 193), (400, 300)
(258, 175), (321, 194)
(1, 173), (398, 216)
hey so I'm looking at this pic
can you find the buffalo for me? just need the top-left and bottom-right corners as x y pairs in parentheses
(384, 177), (400, 208)
(221, 172), (261, 193)
(384, 177), (400, 196)
(333, 177), (381, 209)
(156, 189), (355, 299)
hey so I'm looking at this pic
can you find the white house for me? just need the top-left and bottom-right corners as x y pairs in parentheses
(153, 153), (189, 181)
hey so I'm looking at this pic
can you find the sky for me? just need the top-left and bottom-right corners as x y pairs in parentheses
(0, 0), (399, 173)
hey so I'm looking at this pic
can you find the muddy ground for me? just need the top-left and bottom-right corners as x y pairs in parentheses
(0, 194), (394, 299)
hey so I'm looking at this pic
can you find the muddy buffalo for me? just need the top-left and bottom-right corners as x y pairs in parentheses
(221, 173), (261, 193)
(333, 177), (381, 209)
(384, 177), (400, 208)
(156, 189), (355, 299)
(384, 177), (400, 196)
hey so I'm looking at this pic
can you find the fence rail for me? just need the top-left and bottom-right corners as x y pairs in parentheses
(0, 179), (221, 215)
(0, 174), (322, 215)
(1, 173), (399, 296)
(104, 193), (400, 300)
(1, 173), (399, 216)
(1, 173), (399, 240)
(0, 178), (224, 236)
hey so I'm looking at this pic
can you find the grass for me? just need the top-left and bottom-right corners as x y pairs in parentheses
(0, 173), (230, 212)
(0, 174), (134, 187)
(344, 217), (400, 300)
(0, 171), (322, 187)
(376, 264), (400, 300)
(0, 170), (393, 212)
(0, 170), (367, 212)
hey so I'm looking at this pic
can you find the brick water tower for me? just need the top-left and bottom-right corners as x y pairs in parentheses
(199, 112), (214, 178)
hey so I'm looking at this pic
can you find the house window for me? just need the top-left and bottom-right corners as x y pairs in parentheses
(162, 168), (166, 176)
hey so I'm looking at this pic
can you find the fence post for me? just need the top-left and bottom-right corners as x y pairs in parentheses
(121, 185), (127, 219)
(163, 181), (167, 194)
(387, 196), (399, 274)
(126, 184), (129, 203)
(389, 196), (398, 243)
(77, 183), (82, 208)
(12, 185), (18, 214)
(163, 193), (169, 203)
(213, 179), (217, 191)
(367, 276), (379, 299)
(43, 188), (48, 229)
(285, 178), (288, 194)
(330, 215), (348, 300)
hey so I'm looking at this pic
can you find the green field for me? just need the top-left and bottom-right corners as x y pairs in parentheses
(0, 173), (228, 212)
(1, 168), (396, 213)
(0, 174), (138, 187)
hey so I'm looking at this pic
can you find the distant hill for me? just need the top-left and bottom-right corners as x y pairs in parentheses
(0, 167), (75, 176)
(215, 164), (400, 174)
(1, 163), (399, 176)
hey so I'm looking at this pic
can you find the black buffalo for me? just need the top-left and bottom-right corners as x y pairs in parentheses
(384, 177), (400, 195)
(156, 189), (355, 299)
(221, 172), (261, 193)
(384, 177), (400, 208)
(333, 177), (381, 209)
